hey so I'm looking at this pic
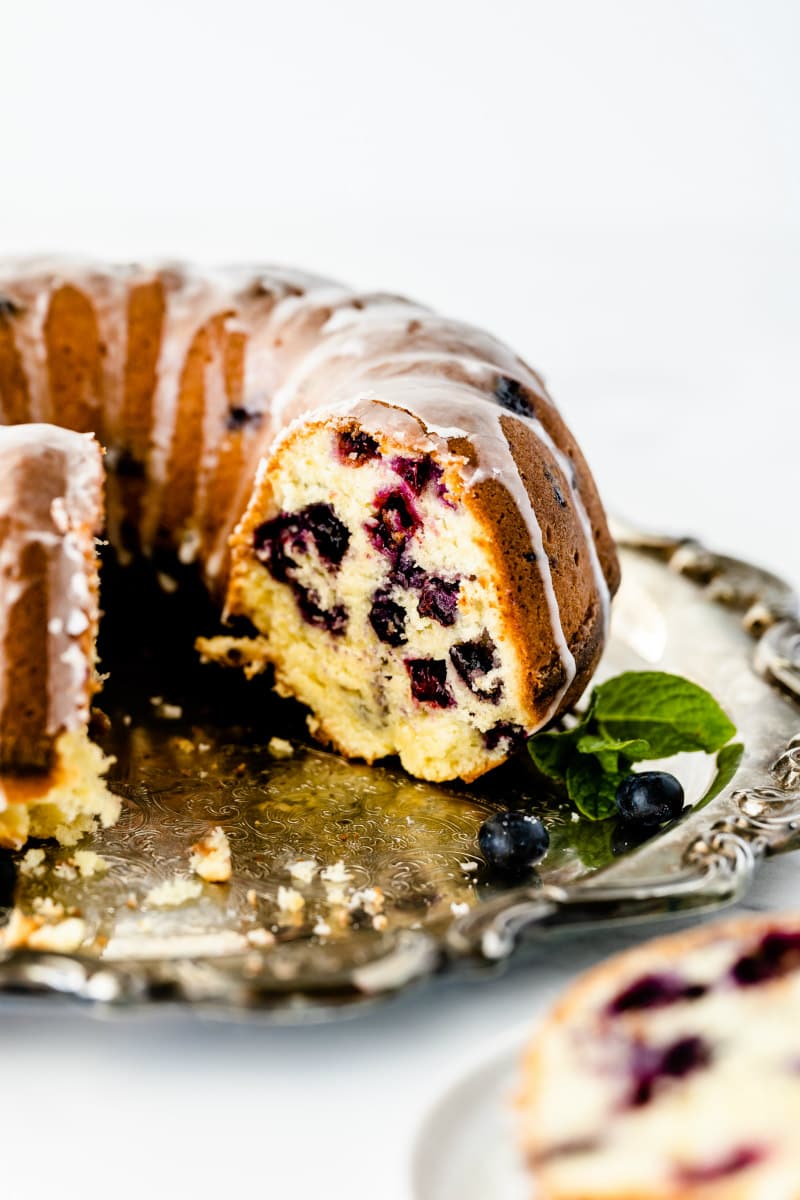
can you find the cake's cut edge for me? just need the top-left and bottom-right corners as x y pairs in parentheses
(0, 729), (119, 851)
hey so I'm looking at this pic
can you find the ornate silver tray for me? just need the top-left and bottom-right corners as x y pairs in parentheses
(2, 527), (800, 1020)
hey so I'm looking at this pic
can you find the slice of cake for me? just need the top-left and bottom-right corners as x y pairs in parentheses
(519, 914), (800, 1198)
(220, 394), (615, 784)
(0, 425), (119, 849)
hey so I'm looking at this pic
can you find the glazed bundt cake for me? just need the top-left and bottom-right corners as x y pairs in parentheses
(0, 424), (118, 848)
(0, 260), (618, 821)
(519, 914), (800, 1198)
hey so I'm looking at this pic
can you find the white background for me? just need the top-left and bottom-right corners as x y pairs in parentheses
(1, 2), (798, 1197)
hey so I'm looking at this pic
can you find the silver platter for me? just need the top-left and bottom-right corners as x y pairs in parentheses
(2, 526), (800, 1020)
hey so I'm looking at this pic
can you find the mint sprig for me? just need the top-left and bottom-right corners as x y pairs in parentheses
(528, 671), (738, 821)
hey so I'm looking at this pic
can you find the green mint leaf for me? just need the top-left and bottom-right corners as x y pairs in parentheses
(576, 733), (651, 761)
(566, 756), (626, 821)
(528, 729), (574, 783)
(593, 672), (736, 758)
(569, 816), (617, 870)
(695, 742), (745, 811)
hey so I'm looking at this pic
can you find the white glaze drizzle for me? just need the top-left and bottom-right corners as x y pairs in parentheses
(0, 425), (103, 740)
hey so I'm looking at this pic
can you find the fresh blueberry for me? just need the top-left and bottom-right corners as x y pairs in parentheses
(615, 771), (685, 827)
(478, 811), (549, 874)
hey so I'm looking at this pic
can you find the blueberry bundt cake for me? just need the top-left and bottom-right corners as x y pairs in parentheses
(0, 424), (118, 848)
(0, 260), (618, 820)
(519, 914), (800, 1198)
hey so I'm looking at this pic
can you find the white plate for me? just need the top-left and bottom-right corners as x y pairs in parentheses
(412, 1043), (530, 1200)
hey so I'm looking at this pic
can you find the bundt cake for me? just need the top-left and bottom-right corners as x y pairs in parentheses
(0, 423), (118, 848)
(0, 260), (618, 825)
(519, 914), (800, 1198)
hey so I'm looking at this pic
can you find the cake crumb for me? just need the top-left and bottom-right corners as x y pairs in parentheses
(156, 702), (183, 721)
(0, 905), (87, 954)
(33, 896), (65, 920)
(53, 862), (78, 882)
(321, 860), (352, 885)
(145, 877), (203, 908)
(72, 850), (108, 878)
(324, 883), (349, 908)
(124, 893), (138, 910)
(171, 736), (195, 754)
(156, 571), (179, 594)
(450, 901), (470, 917)
(0, 908), (38, 949)
(276, 885), (305, 915)
(28, 917), (87, 954)
(267, 736), (294, 759)
(19, 848), (46, 878)
(246, 888), (258, 907)
(459, 861), (478, 873)
(288, 859), (318, 885)
(190, 826), (232, 883)
(246, 927), (275, 948)
(122, 713), (132, 727)
(349, 886), (384, 917)
(372, 914), (388, 932)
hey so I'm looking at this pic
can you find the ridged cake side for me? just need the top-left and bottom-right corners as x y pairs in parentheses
(0, 424), (118, 848)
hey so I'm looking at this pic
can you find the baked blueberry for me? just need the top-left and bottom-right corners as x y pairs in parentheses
(478, 810), (549, 874)
(615, 772), (684, 828)
(253, 503), (350, 577)
(484, 722), (526, 752)
(226, 406), (264, 432)
(391, 455), (436, 494)
(296, 586), (348, 636)
(405, 658), (454, 708)
(494, 375), (535, 417)
(450, 634), (502, 702)
(730, 930), (800, 987)
(628, 1036), (711, 1107)
(369, 590), (407, 647)
(366, 489), (419, 559)
(417, 575), (460, 626)
(338, 428), (379, 464)
(608, 972), (706, 1015)
(301, 503), (350, 566)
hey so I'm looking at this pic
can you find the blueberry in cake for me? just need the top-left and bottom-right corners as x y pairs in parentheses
(520, 914), (800, 1198)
